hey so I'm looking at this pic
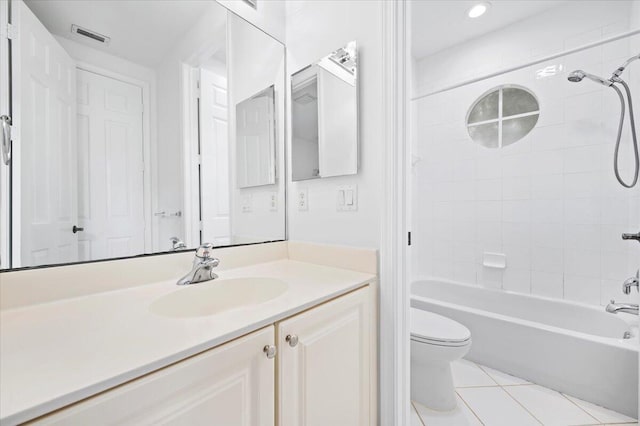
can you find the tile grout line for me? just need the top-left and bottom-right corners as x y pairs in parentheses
(559, 393), (605, 425)
(455, 389), (486, 426)
(500, 383), (545, 425)
(410, 401), (427, 426)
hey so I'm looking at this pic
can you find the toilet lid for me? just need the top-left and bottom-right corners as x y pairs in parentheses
(410, 308), (471, 345)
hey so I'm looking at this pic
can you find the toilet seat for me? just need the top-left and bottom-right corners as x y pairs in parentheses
(410, 308), (471, 347)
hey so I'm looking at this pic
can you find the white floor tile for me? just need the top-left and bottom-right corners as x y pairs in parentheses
(413, 395), (482, 426)
(452, 359), (497, 387)
(411, 403), (425, 426)
(563, 394), (638, 424)
(505, 385), (598, 425)
(457, 386), (541, 426)
(479, 365), (532, 386)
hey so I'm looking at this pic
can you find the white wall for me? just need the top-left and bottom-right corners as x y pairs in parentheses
(286, 0), (383, 248)
(412, 3), (640, 307)
(154, 3), (227, 249)
(216, 0), (286, 44)
(414, 1), (639, 98)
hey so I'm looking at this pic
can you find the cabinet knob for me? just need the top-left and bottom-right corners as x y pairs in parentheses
(285, 334), (299, 347)
(263, 345), (277, 359)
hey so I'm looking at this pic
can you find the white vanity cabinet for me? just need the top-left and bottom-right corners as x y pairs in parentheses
(277, 286), (372, 426)
(29, 326), (276, 425)
(26, 286), (373, 426)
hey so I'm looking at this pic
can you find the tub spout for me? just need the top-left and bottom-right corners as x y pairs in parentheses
(606, 300), (639, 315)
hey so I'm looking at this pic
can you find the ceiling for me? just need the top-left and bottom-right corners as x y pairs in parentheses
(24, 0), (223, 67)
(411, 0), (567, 59)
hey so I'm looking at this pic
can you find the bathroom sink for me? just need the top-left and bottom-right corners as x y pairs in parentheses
(150, 277), (288, 318)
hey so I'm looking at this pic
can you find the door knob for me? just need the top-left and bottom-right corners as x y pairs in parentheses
(263, 345), (277, 359)
(72, 225), (84, 233)
(285, 334), (299, 347)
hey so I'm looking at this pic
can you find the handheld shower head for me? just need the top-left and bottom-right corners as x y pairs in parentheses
(567, 70), (613, 87)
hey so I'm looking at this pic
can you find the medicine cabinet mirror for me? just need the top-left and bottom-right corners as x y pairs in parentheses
(0, 0), (286, 270)
(291, 41), (358, 181)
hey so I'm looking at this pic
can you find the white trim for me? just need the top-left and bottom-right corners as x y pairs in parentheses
(181, 63), (201, 248)
(380, 0), (410, 425)
(412, 27), (640, 101)
(0, 0), (10, 268)
(9, 0), (21, 268)
(74, 61), (155, 254)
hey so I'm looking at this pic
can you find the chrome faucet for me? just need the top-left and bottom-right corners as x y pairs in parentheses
(170, 236), (187, 251)
(176, 243), (220, 286)
(623, 270), (639, 295)
(606, 300), (639, 315)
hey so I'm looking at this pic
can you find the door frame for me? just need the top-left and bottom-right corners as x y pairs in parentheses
(0, 0), (10, 268)
(379, 0), (410, 425)
(75, 62), (155, 254)
(181, 63), (201, 248)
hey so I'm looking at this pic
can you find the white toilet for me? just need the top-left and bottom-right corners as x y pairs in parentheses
(410, 308), (472, 411)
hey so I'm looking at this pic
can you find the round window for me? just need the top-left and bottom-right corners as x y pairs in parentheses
(466, 85), (540, 148)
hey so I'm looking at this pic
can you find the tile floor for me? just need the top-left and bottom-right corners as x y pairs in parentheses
(411, 359), (638, 426)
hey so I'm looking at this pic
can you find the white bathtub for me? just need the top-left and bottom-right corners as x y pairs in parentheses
(411, 279), (639, 418)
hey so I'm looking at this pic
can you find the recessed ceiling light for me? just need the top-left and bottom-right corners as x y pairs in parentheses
(467, 2), (490, 18)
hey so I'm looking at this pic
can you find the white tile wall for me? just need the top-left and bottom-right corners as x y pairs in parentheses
(412, 26), (640, 307)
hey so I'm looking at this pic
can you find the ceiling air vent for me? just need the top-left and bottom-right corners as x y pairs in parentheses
(71, 25), (110, 45)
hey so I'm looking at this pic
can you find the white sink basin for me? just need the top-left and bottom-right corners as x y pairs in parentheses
(150, 277), (288, 318)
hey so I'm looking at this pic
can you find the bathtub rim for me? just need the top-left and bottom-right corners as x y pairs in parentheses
(411, 278), (639, 351)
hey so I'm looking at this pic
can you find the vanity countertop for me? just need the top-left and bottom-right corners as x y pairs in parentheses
(0, 259), (375, 425)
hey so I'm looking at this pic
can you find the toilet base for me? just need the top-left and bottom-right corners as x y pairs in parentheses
(411, 359), (457, 411)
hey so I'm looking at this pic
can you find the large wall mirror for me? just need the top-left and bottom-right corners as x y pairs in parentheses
(0, 0), (286, 270)
(291, 41), (358, 181)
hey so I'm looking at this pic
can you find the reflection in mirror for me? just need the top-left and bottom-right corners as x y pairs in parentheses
(236, 86), (276, 188)
(0, 1), (286, 269)
(291, 41), (358, 182)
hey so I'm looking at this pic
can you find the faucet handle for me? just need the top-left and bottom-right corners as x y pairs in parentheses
(195, 243), (214, 259)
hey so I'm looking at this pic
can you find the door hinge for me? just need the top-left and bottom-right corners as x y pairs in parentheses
(199, 221), (203, 231)
(4, 23), (16, 40)
(408, 232), (412, 246)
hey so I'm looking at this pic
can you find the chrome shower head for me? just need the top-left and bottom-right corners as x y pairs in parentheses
(567, 70), (613, 87)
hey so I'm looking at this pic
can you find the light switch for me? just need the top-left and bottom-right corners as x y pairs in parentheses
(337, 185), (357, 211)
(345, 189), (354, 206)
(269, 192), (278, 212)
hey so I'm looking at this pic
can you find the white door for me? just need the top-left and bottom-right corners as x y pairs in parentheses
(236, 86), (276, 188)
(13, 0), (77, 267)
(76, 69), (144, 261)
(278, 287), (372, 426)
(199, 68), (230, 245)
(33, 326), (276, 425)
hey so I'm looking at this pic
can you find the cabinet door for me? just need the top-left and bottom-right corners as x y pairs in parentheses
(278, 287), (371, 426)
(31, 326), (275, 426)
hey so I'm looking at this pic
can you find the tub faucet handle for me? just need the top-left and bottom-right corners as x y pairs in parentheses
(622, 270), (639, 295)
(621, 231), (640, 242)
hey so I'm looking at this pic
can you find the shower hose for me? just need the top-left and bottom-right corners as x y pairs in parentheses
(611, 79), (639, 188)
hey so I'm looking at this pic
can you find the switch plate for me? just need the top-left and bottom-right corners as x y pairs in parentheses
(297, 188), (308, 211)
(269, 192), (278, 212)
(241, 194), (252, 213)
(337, 185), (357, 211)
